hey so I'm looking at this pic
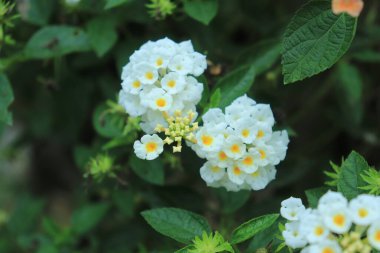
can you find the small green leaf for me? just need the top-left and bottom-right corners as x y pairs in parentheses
(231, 214), (279, 244)
(104, 0), (133, 9)
(129, 155), (165, 185)
(214, 65), (255, 109)
(93, 103), (125, 138)
(19, 0), (54, 26)
(25, 26), (91, 59)
(86, 16), (118, 57)
(215, 189), (250, 214)
(0, 74), (14, 125)
(141, 208), (211, 244)
(183, 0), (218, 25)
(71, 203), (110, 235)
(112, 190), (134, 218)
(282, 0), (357, 84)
(305, 187), (329, 208)
(337, 151), (369, 199)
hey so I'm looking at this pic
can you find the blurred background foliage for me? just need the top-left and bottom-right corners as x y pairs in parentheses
(0, 0), (380, 252)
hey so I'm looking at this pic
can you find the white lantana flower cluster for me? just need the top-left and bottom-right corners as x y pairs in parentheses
(118, 38), (207, 160)
(280, 191), (380, 253)
(189, 95), (289, 192)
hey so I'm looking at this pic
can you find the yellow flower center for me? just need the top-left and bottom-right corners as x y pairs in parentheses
(333, 214), (345, 227)
(358, 208), (368, 218)
(132, 80), (141, 88)
(156, 58), (163, 66)
(145, 142), (157, 153)
(233, 167), (241, 175)
(218, 151), (227, 161)
(156, 98), (167, 108)
(211, 166), (220, 173)
(251, 171), (260, 177)
(145, 71), (154, 80)
(231, 144), (240, 153)
(201, 135), (213, 146)
(257, 130), (264, 138)
(242, 129), (250, 138)
(259, 149), (266, 159)
(167, 80), (176, 88)
(243, 156), (253, 166)
(376, 230), (380, 242)
(314, 226), (324, 236)
(322, 247), (334, 253)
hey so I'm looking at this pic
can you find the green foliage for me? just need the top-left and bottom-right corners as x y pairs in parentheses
(187, 232), (234, 253)
(337, 151), (369, 199)
(183, 0), (218, 25)
(324, 160), (343, 187)
(141, 208), (211, 244)
(19, 0), (54, 26)
(71, 203), (110, 235)
(129, 155), (165, 185)
(305, 187), (329, 208)
(282, 0), (357, 84)
(0, 74), (14, 125)
(214, 189), (250, 214)
(85, 153), (116, 181)
(230, 214), (279, 244)
(105, 0), (134, 10)
(360, 167), (380, 195)
(25, 26), (91, 59)
(146, 0), (177, 20)
(86, 16), (118, 57)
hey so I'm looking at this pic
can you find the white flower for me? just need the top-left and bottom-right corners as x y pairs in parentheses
(233, 118), (257, 144)
(121, 76), (144, 94)
(223, 136), (246, 160)
(299, 210), (329, 243)
(322, 203), (352, 234)
(282, 221), (308, 249)
(140, 110), (168, 134)
(237, 150), (260, 173)
(168, 54), (193, 75)
(191, 52), (207, 76)
(253, 144), (275, 166)
(252, 124), (272, 145)
(208, 150), (233, 168)
(134, 63), (159, 85)
(195, 127), (224, 152)
(244, 166), (272, 190)
(267, 130), (289, 165)
(349, 194), (380, 226)
(200, 161), (225, 184)
(226, 164), (246, 185)
(318, 191), (348, 214)
(145, 88), (173, 111)
(181, 76), (204, 104)
(308, 241), (342, 253)
(150, 53), (169, 69)
(202, 108), (227, 130)
(119, 90), (146, 117)
(161, 72), (186, 94)
(280, 197), (306, 221)
(133, 134), (164, 160)
(252, 104), (275, 128)
(368, 221), (380, 250)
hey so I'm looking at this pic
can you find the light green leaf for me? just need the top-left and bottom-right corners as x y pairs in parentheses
(337, 151), (369, 200)
(282, 0), (357, 84)
(231, 214), (279, 244)
(25, 26), (91, 59)
(215, 189), (250, 214)
(86, 16), (118, 57)
(141, 208), (211, 244)
(104, 0), (133, 9)
(129, 155), (164, 185)
(19, 0), (54, 26)
(214, 65), (256, 109)
(183, 0), (218, 25)
(93, 103), (125, 138)
(71, 203), (110, 235)
(0, 74), (14, 125)
(305, 187), (329, 208)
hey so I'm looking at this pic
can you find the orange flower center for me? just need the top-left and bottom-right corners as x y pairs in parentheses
(156, 98), (167, 108)
(145, 142), (157, 153)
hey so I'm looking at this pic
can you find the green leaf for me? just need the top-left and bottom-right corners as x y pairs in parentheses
(25, 26), (91, 59)
(215, 189), (250, 214)
(104, 0), (133, 9)
(19, 0), (54, 26)
(0, 74), (14, 125)
(282, 0), (357, 84)
(337, 151), (369, 199)
(86, 16), (118, 57)
(247, 219), (280, 251)
(93, 103), (125, 138)
(183, 0), (218, 25)
(231, 214), (279, 244)
(214, 65), (256, 109)
(141, 208), (211, 243)
(112, 190), (134, 218)
(236, 39), (282, 75)
(71, 203), (110, 235)
(129, 155), (165, 185)
(305, 187), (329, 208)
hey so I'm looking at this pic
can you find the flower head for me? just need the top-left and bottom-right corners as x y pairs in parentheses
(332, 0), (364, 18)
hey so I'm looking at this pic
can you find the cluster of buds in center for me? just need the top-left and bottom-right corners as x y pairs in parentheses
(155, 110), (198, 153)
(340, 231), (371, 253)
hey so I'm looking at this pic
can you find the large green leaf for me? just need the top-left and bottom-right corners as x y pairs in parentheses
(25, 26), (91, 59)
(19, 0), (54, 26)
(71, 203), (110, 235)
(183, 0), (218, 25)
(214, 65), (256, 109)
(282, 0), (357, 84)
(337, 151), (369, 199)
(230, 214), (279, 244)
(129, 155), (165, 185)
(0, 74), (14, 125)
(86, 16), (118, 57)
(141, 208), (211, 243)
